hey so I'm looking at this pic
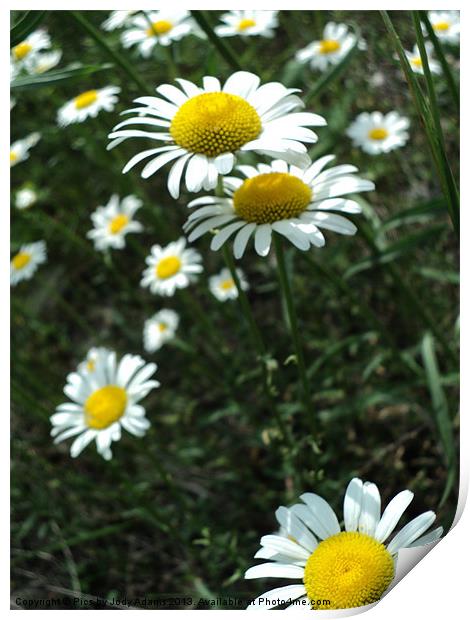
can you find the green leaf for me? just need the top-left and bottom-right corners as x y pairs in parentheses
(380, 197), (447, 233)
(10, 11), (48, 47)
(413, 267), (459, 285)
(10, 63), (114, 90)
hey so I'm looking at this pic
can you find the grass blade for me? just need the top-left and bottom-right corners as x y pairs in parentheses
(10, 10), (48, 47)
(10, 63), (113, 90)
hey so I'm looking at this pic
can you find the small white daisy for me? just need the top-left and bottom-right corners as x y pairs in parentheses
(215, 10), (279, 38)
(141, 238), (203, 297)
(108, 71), (326, 199)
(11, 29), (51, 67)
(183, 157), (374, 258)
(346, 111), (410, 155)
(245, 477), (443, 610)
(143, 309), (180, 353)
(405, 43), (441, 75)
(425, 11), (460, 44)
(77, 347), (112, 375)
(209, 267), (248, 302)
(87, 194), (143, 252)
(102, 10), (138, 31)
(51, 348), (159, 460)
(10, 241), (47, 286)
(296, 22), (361, 72)
(121, 10), (195, 57)
(15, 187), (38, 210)
(25, 49), (62, 74)
(10, 133), (41, 167)
(57, 86), (120, 127)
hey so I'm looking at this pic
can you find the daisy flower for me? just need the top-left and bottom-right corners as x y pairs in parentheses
(108, 71), (326, 199)
(183, 157), (374, 258)
(245, 477), (443, 610)
(77, 347), (112, 375)
(425, 11), (460, 44)
(143, 309), (180, 353)
(26, 49), (62, 74)
(141, 238), (203, 296)
(57, 86), (120, 127)
(102, 10), (138, 31)
(87, 194), (143, 252)
(346, 111), (410, 155)
(51, 349), (159, 460)
(296, 23), (361, 72)
(15, 187), (38, 210)
(11, 29), (50, 67)
(405, 43), (441, 75)
(215, 11), (279, 38)
(10, 133), (41, 167)
(10, 241), (47, 286)
(209, 267), (248, 302)
(121, 10), (195, 57)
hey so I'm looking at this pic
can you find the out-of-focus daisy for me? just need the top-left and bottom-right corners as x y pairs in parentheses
(11, 29), (50, 67)
(10, 241), (47, 286)
(184, 157), (374, 258)
(143, 309), (179, 352)
(121, 10), (195, 57)
(209, 267), (248, 302)
(404, 43), (441, 75)
(10, 133), (41, 167)
(77, 346), (112, 375)
(15, 187), (38, 210)
(296, 23), (361, 72)
(57, 86), (120, 127)
(87, 194), (143, 251)
(215, 10), (278, 38)
(141, 238), (203, 296)
(51, 349), (159, 460)
(108, 71), (326, 199)
(26, 49), (62, 74)
(425, 11), (460, 44)
(102, 10), (138, 31)
(245, 477), (443, 610)
(346, 111), (410, 155)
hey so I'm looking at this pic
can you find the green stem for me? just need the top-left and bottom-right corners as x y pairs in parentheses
(190, 11), (241, 71)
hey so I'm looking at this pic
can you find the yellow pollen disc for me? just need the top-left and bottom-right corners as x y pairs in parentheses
(75, 90), (98, 110)
(434, 21), (450, 31)
(10, 151), (18, 164)
(319, 39), (341, 54)
(170, 92), (262, 158)
(14, 42), (33, 60)
(411, 57), (423, 68)
(158, 322), (168, 332)
(84, 385), (127, 430)
(156, 255), (182, 279)
(12, 252), (31, 270)
(233, 172), (312, 224)
(146, 20), (173, 36)
(238, 18), (256, 31)
(368, 127), (389, 141)
(220, 278), (235, 291)
(303, 532), (394, 610)
(108, 213), (129, 234)
(86, 359), (96, 372)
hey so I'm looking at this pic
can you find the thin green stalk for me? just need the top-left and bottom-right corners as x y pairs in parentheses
(70, 11), (152, 95)
(190, 11), (241, 71)
(272, 235), (314, 432)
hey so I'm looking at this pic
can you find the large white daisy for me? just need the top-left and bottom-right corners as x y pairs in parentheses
(102, 10), (138, 31)
(245, 477), (443, 610)
(141, 237), (203, 296)
(121, 10), (195, 56)
(425, 11), (460, 44)
(87, 194), (143, 251)
(10, 133), (41, 167)
(11, 29), (51, 68)
(108, 71), (326, 198)
(296, 22), (361, 72)
(183, 157), (374, 258)
(50, 348), (159, 460)
(57, 86), (120, 127)
(143, 309), (180, 353)
(209, 267), (249, 302)
(346, 111), (410, 155)
(10, 240), (47, 286)
(404, 43), (441, 75)
(215, 10), (279, 38)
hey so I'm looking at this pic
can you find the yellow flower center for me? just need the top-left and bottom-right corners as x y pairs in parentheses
(220, 278), (235, 290)
(10, 151), (18, 164)
(434, 21), (450, 31)
(84, 385), (127, 430)
(156, 255), (182, 279)
(75, 90), (98, 110)
(12, 252), (32, 270)
(319, 39), (341, 54)
(303, 532), (394, 610)
(108, 213), (129, 234)
(368, 127), (389, 141)
(158, 322), (168, 332)
(411, 57), (423, 68)
(238, 18), (256, 31)
(170, 92), (262, 158)
(13, 42), (33, 60)
(86, 359), (96, 372)
(146, 20), (173, 36)
(233, 172), (312, 224)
